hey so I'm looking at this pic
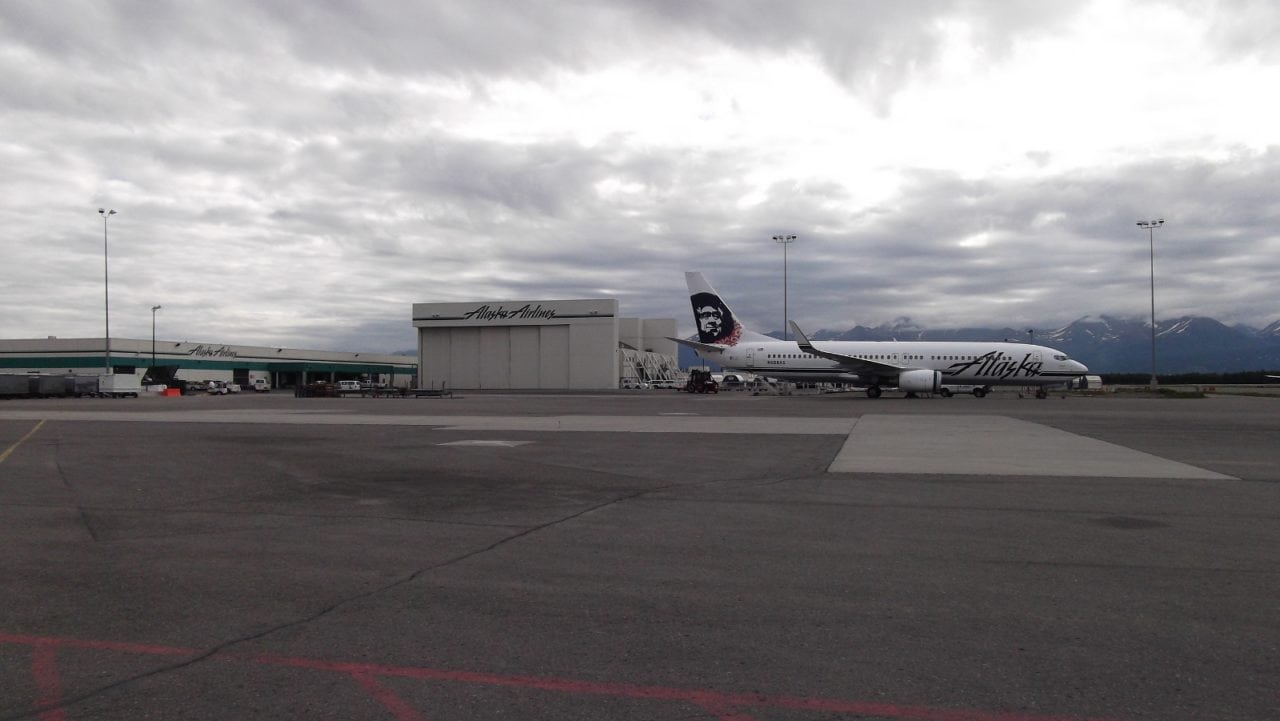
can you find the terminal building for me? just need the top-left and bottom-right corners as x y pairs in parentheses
(0, 337), (417, 389)
(1, 297), (680, 392)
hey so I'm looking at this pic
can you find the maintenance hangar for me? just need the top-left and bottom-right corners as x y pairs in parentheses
(412, 298), (678, 390)
(0, 337), (417, 389)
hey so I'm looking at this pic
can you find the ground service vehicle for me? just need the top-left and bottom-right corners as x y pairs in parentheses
(684, 369), (719, 394)
(97, 374), (142, 397)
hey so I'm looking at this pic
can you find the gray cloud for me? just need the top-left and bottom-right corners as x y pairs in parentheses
(1, 0), (1277, 354)
(716, 149), (1280, 336)
(2, 1), (1083, 111)
(1192, 0), (1280, 61)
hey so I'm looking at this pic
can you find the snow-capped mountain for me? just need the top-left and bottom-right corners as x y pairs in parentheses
(1258, 319), (1280, 341)
(679, 315), (1280, 373)
(798, 315), (1280, 373)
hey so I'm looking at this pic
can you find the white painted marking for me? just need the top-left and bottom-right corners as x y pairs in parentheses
(829, 415), (1236, 479)
(0, 410), (853, 435)
(439, 440), (531, 447)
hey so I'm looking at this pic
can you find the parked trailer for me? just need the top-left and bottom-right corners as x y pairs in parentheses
(0, 373), (140, 399)
(34, 375), (68, 397)
(73, 376), (100, 396)
(0, 375), (33, 397)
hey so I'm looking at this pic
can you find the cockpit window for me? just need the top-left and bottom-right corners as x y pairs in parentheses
(1054, 354), (1068, 361)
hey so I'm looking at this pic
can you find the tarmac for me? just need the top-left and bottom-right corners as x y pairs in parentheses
(0, 390), (1276, 721)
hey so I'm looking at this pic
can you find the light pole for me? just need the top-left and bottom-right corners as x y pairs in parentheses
(150, 305), (162, 373)
(99, 208), (116, 374)
(1137, 219), (1165, 387)
(773, 234), (796, 340)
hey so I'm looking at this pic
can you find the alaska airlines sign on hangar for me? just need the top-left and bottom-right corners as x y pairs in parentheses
(459, 303), (560, 322)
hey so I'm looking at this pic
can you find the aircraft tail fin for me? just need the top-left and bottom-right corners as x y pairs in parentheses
(685, 271), (776, 347)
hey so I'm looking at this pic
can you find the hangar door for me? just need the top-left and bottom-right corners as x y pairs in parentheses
(420, 325), (570, 389)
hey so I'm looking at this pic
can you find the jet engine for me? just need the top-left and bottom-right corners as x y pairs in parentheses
(897, 369), (942, 394)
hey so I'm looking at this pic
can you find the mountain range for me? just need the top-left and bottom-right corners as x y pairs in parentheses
(675, 315), (1280, 374)
(790, 315), (1280, 374)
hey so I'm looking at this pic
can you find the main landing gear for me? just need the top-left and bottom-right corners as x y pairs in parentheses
(866, 384), (990, 398)
(943, 386), (990, 398)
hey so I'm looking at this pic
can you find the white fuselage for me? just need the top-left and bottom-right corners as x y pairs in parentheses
(712, 340), (1087, 387)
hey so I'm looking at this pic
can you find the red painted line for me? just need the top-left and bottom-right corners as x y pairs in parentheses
(31, 642), (67, 721)
(348, 670), (428, 721)
(0, 632), (200, 657)
(2, 632), (1126, 721)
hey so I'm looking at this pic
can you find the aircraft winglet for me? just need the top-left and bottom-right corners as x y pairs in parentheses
(788, 321), (814, 346)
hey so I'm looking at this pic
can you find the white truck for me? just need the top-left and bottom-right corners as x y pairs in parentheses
(97, 374), (142, 398)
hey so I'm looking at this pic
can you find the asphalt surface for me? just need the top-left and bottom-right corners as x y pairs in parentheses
(0, 390), (1276, 721)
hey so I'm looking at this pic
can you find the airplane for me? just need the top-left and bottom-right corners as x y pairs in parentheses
(671, 271), (1089, 398)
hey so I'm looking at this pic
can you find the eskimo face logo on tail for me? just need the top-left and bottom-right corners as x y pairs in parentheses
(691, 291), (743, 346)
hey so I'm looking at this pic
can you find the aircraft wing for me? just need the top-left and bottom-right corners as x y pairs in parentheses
(668, 336), (726, 356)
(789, 321), (906, 374)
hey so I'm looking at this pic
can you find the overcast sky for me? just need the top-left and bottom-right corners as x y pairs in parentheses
(2, 0), (1277, 352)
